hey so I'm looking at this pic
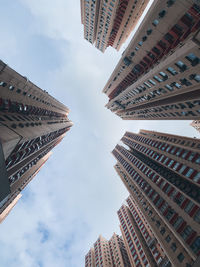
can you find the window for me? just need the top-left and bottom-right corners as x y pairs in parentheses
(165, 84), (174, 91)
(144, 82), (151, 88)
(180, 78), (192, 86)
(194, 209), (200, 223)
(168, 159), (174, 167)
(147, 28), (152, 35)
(179, 165), (186, 174)
(167, 0), (175, 7)
(177, 253), (184, 262)
(160, 227), (166, 235)
(171, 82), (181, 89)
(152, 19), (159, 26)
(123, 57), (132, 66)
(173, 217), (183, 229)
(0, 81), (7, 87)
(185, 168), (194, 178)
(159, 72), (168, 80)
(148, 79), (156, 85)
(167, 67), (178, 75)
(172, 23), (183, 36)
(181, 226), (193, 240)
(175, 61), (187, 72)
(184, 201), (194, 213)
(165, 235), (171, 243)
(164, 33), (174, 44)
(194, 74), (200, 82)
(152, 46), (160, 55)
(148, 52), (155, 60)
(188, 152), (196, 161)
(9, 85), (15, 91)
(166, 208), (175, 221)
(185, 53), (199, 66)
(159, 10), (166, 18)
(190, 236), (200, 255)
(170, 242), (177, 251)
(193, 172), (200, 183)
(182, 12), (194, 27)
(195, 155), (200, 164)
(173, 162), (180, 170)
(154, 75), (162, 82)
(142, 36), (147, 42)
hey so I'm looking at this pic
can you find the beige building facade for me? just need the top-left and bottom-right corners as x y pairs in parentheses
(0, 60), (73, 220)
(103, 0), (200, 120)
(85, 233), (131, 267)
(113, 130), (200, 266)
(118, 198), (169, 267)
(80, 0), (150, 52)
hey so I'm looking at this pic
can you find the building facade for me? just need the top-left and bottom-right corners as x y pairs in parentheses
(80, 0), (150, 52)
(85, 247), (96, 267)
(113, 130), (200, 266)
(0, 60), (73, 221)
(118, 197), (170, 267)
(103, 0), (200, 120)
(191, 120), (200, 133)
(85, 233), (131, 267)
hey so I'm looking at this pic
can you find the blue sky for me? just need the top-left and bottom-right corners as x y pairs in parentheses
(0, 0), (199, 266)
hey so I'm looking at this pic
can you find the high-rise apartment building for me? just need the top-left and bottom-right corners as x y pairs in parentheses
(113, 130), (200, 266)
(0, 60), (73, 221)
(80, 0), (150, 52)
(85, 233), (131, 266)
(109, 233), (131, 267)
(103, 0), (200, 120)
(191, 120), (200, 133)
(118, 196), (170, 267)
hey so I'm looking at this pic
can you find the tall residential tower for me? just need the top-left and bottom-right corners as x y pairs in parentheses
(118, 196), (170, 267)
(0, 60), (73, 222)
(80, 0), (150, 52)
(113, 130), (200, 266)
(103, 0), (200, 120)
(85, 233), (131, 267)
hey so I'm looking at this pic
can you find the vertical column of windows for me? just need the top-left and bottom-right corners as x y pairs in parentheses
(126, 197), (166, 265)
(118, 208), (144, 266)
(113, 147), (200, 256)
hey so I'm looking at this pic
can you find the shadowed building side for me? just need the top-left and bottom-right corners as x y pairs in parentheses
(113, 130), (200, 266)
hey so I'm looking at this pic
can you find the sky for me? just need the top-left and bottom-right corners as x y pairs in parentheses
(0, 0), (199, 266)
